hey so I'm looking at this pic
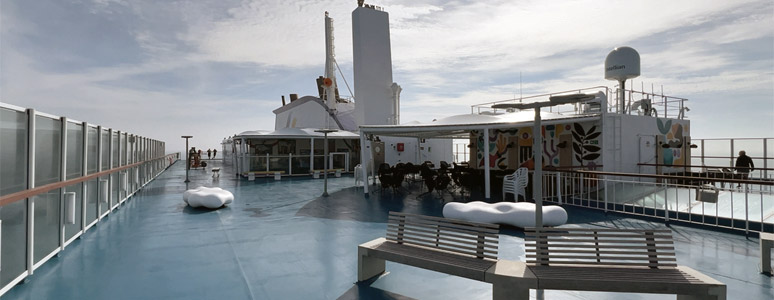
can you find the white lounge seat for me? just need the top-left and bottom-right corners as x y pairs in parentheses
(503, 167), (528, 201)
(443, 201), (568, 228)
(183, 186), (234, 209)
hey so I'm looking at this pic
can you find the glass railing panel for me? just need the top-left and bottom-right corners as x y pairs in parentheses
(111, 173), (119, 207)
(34, 116), (61, 187)
(331, 154), (347, 170)
(33, 190), (60, 264)
(248, 156), (267, 172)
(63, 183), (82, 240)
(85, 179), (98, 224)
(268, 157), (289, 173)
(87, 126), (98, 175)
(313, 155), (325, 171)
(98, 176), (109, 215)
(0, 200), (27, 287)
(101, 129), (110, 171)
(0, 107), (28, 286)
(293, 157), (311, 174)
(111, 132), (119, 168)
(65, 122), (83, 181)
(0, 107), (28, 196)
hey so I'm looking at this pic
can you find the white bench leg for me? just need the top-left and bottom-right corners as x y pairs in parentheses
(493, 283), (529, 300)
(761, 238), (773, 274)
(358, 247), (385, 282)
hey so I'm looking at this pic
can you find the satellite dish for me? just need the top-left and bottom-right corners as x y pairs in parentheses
(605, 46), (640, 81)
(605, 46), (640, 114)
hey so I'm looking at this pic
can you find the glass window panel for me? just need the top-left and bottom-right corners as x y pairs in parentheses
(0, 200), (28, 287)
(66, 122), (83, 180)
(87, 127), (98, 174)
(33, 189), (60, 264)
(0, 108), (27, 196)
(63, 183), (82, 239)
(34, 116), (61, 187)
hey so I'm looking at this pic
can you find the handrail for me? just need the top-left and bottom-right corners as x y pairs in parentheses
(637, 163), (774, 171)
(0, 153), (178, 207)
(563, 169), (774, 185)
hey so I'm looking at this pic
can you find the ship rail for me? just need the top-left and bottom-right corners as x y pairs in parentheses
(533, 169), (774, 235)
(0, 102), (177, 297)
(471, 85), (689, 119)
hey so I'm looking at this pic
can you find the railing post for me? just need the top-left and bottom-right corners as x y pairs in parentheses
(266, 153), (270, 172)
(26, 108), (36, 276)
(603, 176), (608, 212)
(81, 122), (88, 233)
(59, 117), (67, 251)
(289, 153), (293, 175)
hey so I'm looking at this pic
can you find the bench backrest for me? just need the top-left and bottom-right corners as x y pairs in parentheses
(525, 228), (677, 268)
(387, 211), (500, 260)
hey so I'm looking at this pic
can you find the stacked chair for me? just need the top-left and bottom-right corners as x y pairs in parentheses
(502, 167), (529, 201)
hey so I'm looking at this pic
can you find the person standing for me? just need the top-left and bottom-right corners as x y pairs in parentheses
(207, 149), (212, 159)
(213, 149), (218, 158)
(735, 150), (754, 187)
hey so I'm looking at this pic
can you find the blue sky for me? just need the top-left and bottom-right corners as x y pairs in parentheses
(1, 0), (772, 153)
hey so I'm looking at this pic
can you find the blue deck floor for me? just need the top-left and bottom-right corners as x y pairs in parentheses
(3, 160), (773, 299)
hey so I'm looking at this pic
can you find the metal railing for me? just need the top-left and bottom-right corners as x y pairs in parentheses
(533, 170), (773, 234)
(691, 138), (773, 181)
(0, 102), (176, 297)
(470, 85), (689, 119)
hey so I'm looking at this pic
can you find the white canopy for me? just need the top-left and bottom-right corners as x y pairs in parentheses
(236, 128), (360, 139)
(360, 111), (599, 139)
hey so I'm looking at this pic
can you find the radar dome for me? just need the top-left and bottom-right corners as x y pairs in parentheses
(605, 46), (640, 81)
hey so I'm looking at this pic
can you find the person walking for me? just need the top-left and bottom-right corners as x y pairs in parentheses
(207, 149), (212, 159)
(735, 150), (754, 187)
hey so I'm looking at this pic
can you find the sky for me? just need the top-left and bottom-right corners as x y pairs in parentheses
(1, 0), (773, 154)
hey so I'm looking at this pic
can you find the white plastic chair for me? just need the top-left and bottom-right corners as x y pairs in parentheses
(503, 167), (529, 201)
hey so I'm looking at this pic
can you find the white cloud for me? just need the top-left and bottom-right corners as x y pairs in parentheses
(1, 0), (772, 154)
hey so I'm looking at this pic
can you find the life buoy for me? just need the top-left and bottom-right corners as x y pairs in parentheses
(323, 77), (333, 87)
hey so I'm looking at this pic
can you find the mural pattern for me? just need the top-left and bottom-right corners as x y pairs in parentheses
(656, 118), (687, 166)
(474, 121), (601, 169)
(572, 123), (601, 167)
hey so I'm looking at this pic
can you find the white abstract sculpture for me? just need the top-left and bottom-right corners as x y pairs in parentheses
(443, 201), (568, 228)
(183, 187), (234, 209)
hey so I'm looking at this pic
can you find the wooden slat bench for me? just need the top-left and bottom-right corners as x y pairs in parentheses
(358, 211), (537, 299)
(524, 228), (727, 300)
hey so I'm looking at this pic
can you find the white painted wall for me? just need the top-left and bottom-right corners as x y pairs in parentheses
(274, 100), (339, 130)
(605, 114), (690, 174)
(381, 136), (453, 166)
(352, 7), (395, 126)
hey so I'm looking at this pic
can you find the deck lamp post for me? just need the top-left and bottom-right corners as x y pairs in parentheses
(315, 129), (338, 197)
(493, 93), (595, 300)
(181, 135), (193, 183)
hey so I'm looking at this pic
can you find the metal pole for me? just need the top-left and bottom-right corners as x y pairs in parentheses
(182, 136), (192, 183)
(484, 128), (491, 199)
(533, 106), (545, 300)
(534, 107), (543, 230)
(323, 132), (329, 197)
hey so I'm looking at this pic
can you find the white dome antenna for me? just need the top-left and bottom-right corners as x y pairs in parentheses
(605, 46), (640, 114)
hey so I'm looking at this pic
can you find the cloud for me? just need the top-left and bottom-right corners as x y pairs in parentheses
(1, 0), (772, 155)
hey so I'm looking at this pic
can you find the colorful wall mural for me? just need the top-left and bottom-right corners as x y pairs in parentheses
(473, 121), (602, 170)
(572, 123), (602, 168)
(656, 118), (689, 166)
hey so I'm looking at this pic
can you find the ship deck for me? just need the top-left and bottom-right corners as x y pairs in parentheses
(4, 160), (772, 300)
